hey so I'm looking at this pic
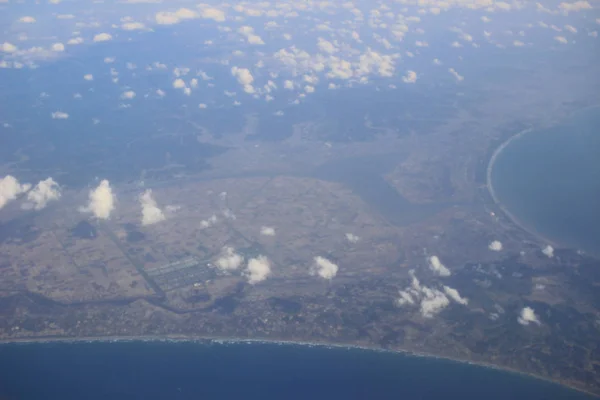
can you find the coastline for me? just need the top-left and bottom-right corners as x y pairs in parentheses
(486, 126), (562, 249)
(486, 103), (600, 255)
(0, 334), (597, 398)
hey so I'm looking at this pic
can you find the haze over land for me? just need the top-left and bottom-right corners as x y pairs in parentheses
(0, 0), (600, 396)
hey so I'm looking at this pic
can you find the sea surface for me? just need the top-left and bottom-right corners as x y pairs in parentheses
(490, 106), (600, 255)
(0, 341), (593, 400)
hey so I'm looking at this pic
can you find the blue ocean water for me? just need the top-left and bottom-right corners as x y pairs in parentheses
(0, 341), (592, 400)
(490, 106), (600, 255)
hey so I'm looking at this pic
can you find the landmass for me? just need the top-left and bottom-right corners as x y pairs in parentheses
(1, 50), (600, 397)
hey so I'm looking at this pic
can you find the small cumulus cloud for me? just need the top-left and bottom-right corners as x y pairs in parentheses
(2, 42), (18, 53)
(443, 286), (468, 305)
(345, 233), (360, 243)
(260, 226), (276, 236)
(310, 256), (338, 280)
(419, 287), (450, 318)
(67, 37), (84, 45)
(0, 175), (31, 210)
(448, 68), (464, 81)
(542, 245), (554, 258)
(564, 25), (577, 34)
(172, 78), (186, 89)
(245, 255), (272, 284)
(215, 247), (244, 271)
(51, 43), (65, 52)
(51, 111), (69, 119)
(402, 70), (417, 83)
(554, 36), (568, 44)
(558, 1), (591, 12)
(231, 66), (255, 94)
(84, 74), (94, 81)
(518, 306), (541, 325)
(155, 8), (198, 25)
(488, 240), (503, 251)
(22, 178), (61, 210)
(122, 22), (146, 31)
(93, 33), (113, 42)
(428, 255), (451, 277)
(200, 214), (218, 228)
(121, 90), (136, 99)
(80, 179), (115, 219)
(139, 189), (165, 226)
(18, 16), (36, 23)
(199, 7), (226, 22)
(397, 271), (466, 318)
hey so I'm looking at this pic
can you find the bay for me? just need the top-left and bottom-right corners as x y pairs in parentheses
(0, 341), (593, 400)
(490, 107), (600, 256)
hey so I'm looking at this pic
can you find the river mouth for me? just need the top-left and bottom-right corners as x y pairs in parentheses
(489, 106), (600, 256)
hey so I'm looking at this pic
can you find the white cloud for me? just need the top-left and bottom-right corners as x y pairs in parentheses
(542, 245), (554, 258)
(311, 256), (339, 280)
(104, 57), (115, 63)
(443, 286), (468, 305)
(402, 70), (417, 83)
(51, 112), (69, 119)
(0, 175), (31, 210)
(172, 78), (186, 89)
(396, 271), (460, 318)
(22, 178), (61, 210)
(245, 255), (272, 284)
(67, 37), (84, 45)
(121, 90), (136, 99)
(558, 1), (591, 12)
(51, 43), (65, 52)
(260, 226), (276, 236)
(215, 247), (244, 271)
(18, 16), (36, 23)
(397, 290), (415, 305)
(429, 255), (451, 277)
(1, 42), (18, 53)
(84, 74), (94, 81)
(200, 214), (218, 228)
(200, 7), (226, 22)
(93, 33), (113, 42)
(317, 38), (337, 54)
(122, 22), (146, 31)
(488, 240), (503, 251)
(345, 233), (360, 243)
(155, 8), (198, 25)
(448, 68), (464, 81)
(238, 26), (265, 45)
(554, 35), (569, 44)
(564, 25), (577, 34)
(139, 189), (165, 226)
(518, 306), (541, 325)
(419, 287), (450, 318)
(156, 89), (166, 97)
(80, 179), (115, 219)
(231, 66), (255, 93)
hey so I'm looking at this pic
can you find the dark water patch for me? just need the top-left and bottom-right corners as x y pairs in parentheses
(490, 106), (600, 255)
(0, 341), (594, 400)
